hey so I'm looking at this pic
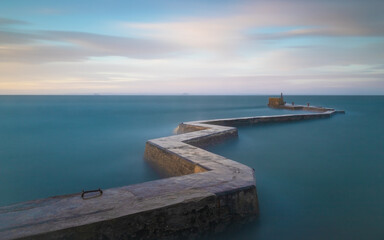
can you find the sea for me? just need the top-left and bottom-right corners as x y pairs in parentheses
(0, 95), (383, 239)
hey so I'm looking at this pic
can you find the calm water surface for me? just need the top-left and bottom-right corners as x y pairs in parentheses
(206, 96), (384, 240)
(0, 96), (383, 239)
(0, 95), (291, 206)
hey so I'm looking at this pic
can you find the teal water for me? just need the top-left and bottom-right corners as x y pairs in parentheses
(206, 96), (384, 240)
(0, 95), (294, 206)
(0, 96), (383, 239)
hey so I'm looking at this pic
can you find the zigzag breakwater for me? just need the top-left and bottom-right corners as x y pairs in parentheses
(0, 104), (344, 240)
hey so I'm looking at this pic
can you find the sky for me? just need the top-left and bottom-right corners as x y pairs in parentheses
(0, 0), (383, 95)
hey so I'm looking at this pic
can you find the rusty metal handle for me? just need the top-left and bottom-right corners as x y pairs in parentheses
(81, 188), (103, 200)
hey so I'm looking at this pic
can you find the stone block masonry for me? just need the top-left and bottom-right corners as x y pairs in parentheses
(0, 104), (344, 240)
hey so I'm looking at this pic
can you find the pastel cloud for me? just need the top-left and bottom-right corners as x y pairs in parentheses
(0, 17), (28, 26)
(0, 0), (383, 94)
(0, 30), (185, 63)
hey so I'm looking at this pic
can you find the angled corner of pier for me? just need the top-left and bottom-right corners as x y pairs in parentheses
(0, 97), (345, 240)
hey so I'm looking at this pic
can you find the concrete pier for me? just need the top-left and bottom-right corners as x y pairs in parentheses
(0, 105), (344, 240)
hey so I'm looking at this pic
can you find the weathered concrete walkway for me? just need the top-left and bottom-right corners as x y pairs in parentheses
(0, 104), (344, 240)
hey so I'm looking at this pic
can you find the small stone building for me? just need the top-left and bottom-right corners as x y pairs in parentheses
(268, 93), (285, 107)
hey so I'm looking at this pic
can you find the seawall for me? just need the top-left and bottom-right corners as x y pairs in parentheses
(269, 103), (345, 114)
(0, 106), (344, 240)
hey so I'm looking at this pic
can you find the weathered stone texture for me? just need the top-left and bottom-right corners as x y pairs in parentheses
(268, 97), (284, 107)
(144, 142), (207, 177)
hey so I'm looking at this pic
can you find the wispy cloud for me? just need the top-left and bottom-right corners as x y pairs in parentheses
(0, 30), (39, 44)
(0, 17), (28, 26)
(0, 0), (383, 94)
(123, 0), (384, 47)
(0, 30), (185, 63)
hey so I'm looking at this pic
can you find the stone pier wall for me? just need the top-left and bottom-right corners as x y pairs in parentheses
(0, 105), (344, 240)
